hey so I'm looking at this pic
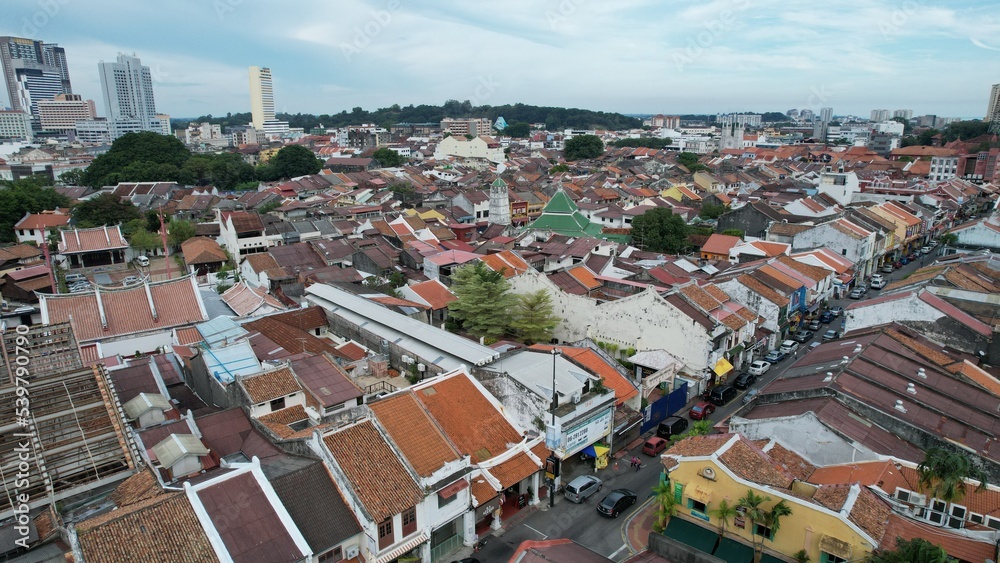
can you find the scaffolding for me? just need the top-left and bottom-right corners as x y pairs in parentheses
(0, 322), (83, 385)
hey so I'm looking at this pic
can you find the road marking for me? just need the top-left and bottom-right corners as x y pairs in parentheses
(610, 543), (629, 558)
(524, 524), (548, 539)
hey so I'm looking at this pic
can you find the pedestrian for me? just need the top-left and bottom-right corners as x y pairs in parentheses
(634, 457), (641, 472)
(629, 457), (637, 469)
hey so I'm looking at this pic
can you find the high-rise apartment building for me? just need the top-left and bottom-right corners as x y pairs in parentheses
(987, 84), (1000, 124)
(440, 117), (493, 137)
(37, 93), (97, 133)
(870, 109), (890, 122)
(0, 110), (33, 140)
(98, 53), (166, 139)
(820, 107), (833, 123)
(892, 109), (913, 120)
(0, 36), (72, 116)
(248, 66), (274, 130)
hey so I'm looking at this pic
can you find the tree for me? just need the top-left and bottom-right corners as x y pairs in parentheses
(511, 290), (560, 344)
(709, 498), (737, 540)
(73, 193), (141, 228)
(630, 208), (690, 253)
(564, 135), (604, 160)
(372, 147), (405, 168)
(867, 538), (955, 563)
(270, 145), (322, 179)
(917, 448), (988, 503)
(82, 131), (190, 187)
(549, 164), (569, 174)
(676, 152), (702, 169)
(448, 261), (517, 339)
(503, 122), (530, 138)
(612, 137), (672, 149)
(721, 229), (745, 238)
(0, 176), (70, 243)
(168, 220), (196, 246)
(699, 203), (727, 219)
(59, 169), (84, 185)
(127, 228), (160, 254)
(651, 481), (678, 533)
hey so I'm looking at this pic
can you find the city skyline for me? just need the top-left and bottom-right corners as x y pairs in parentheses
(2, 0), (1000, 119)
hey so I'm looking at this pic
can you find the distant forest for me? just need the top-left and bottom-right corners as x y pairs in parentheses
(172, 100), (642, 132)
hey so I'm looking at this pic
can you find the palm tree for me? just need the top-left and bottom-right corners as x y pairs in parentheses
(709, 498), (737, 539)
(652, 482), (678, 533)
(763, 500), (793, 540)
(917, 448), (989, 504)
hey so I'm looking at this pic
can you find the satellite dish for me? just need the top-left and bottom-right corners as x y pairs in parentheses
(497, 163), (506, 175)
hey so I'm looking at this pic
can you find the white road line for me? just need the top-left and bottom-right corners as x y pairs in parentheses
(610, 543), (629, 559)
(524, 524), (548, 538)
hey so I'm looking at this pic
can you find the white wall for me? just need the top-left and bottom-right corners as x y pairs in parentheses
(844, 293), (940, 333)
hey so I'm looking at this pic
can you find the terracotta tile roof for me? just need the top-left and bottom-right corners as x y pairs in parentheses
(664, 434), (733, 460)
(762, 441), (815, 481)
(882, 513), (996, 562)
(221, 211), (265, 234)
(471, 475), (499, 505)
(175, 326), (203, 345)
(110, 468), (164, 507)
(812, 483), (851, 512)
(775, 255), (830, 283)
(42, 276), (207, 342)
(268, 306), (329, 332)
(76, 494), (217, 563)
(369, 295), (430, 309)
(701, 233), (742, 256)
(407, 279), (457, 309)
(369, 392), (462, 477)
(322, 420), (423, 522)
(221, 282), (286, 317)
(738, 274), (790, 307)
(258, 404), (310, 438)
(335, 341), (367, 361)
(181, 236), (228, 265)
(269, 463), (362, 554)
(849, 486), (892, 542)
(0, 243), (42, 260)
(412, 375), (522, 463)
(567, 265), (601, 290)
(59, 225), (129, 253)
(717, 438), (795, 489)
(244, 252), (280, 273)
(530, 345), (638, 406)
(679, 283), (722, 312)
(243, 315), (344, 360)
(479, 250), (530, 278)
(490, 451), (542, 489)
(240, 366), (302, 403)
(15, 211), (70, 230)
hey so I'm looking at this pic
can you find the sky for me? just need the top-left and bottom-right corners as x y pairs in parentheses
(4, 0), (1000, 120)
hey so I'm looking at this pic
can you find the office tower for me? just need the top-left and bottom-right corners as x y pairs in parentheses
(0, 36), (72, 115)
(987, 84), (1000, 124)
(892, 109), (913, 120)
(98, 53), (160, 137)
(870, 109), (890, 122)
(37, 93), (97, 133)
(820, 107), (833, 123)
(249, 66), (275, 130)
(0, 110), (33, 140)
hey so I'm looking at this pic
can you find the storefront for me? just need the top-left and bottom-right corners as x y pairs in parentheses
(712, 357), (733, 385)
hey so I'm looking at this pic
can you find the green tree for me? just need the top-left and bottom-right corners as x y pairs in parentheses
(737, 490), (771, 563)
(708, 498), (737, 539)
(651, 481), (678, 533)
(58, 169), (85, 185)
(549, 164), (569, 174)
(73, 192), (141, 228)
(0, 176), (70, 243)
(511, 290), (560, 344)
(82, 131), (190, 187)
(448, 261), (517, 339)
(372, 147), (406, 167)
(721, 229), (745, 238)
(917, 448), (988, 503)
(564, 134), (604, 160)
(676, 152), (702, 169)
(503, 122), (531, 138)
(612, 137), (672, 149)
(630, 207), (690, 253)
(867, 537), (955, 563)
(270, 145), (322, 179)
(699, 203), (727, 219)
(168, 220), (196, 246)
(127, 228), (160, 254)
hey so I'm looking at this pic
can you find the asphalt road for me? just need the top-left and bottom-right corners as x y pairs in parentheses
(475, 252), (931, 561)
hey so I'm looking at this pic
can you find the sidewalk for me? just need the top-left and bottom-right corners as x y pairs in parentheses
(625, 497), (658, 554)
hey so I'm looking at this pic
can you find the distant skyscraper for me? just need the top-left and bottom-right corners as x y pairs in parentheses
(870, 109), (890, 122)
(37, 93), (97, 133)
(892, 109), (913, 120)
(0, 36), (72, 127)
(248, 66), (275, 130)
(987, 84), (1000, 124)
(820, 107), (833, 122)
(98, 53), (163, 138)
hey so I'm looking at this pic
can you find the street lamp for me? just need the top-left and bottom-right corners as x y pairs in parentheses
(550, 347), (561, 509)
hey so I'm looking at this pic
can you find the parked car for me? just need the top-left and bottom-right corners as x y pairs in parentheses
(121, 276), (141, 286)
(920, 246), (932, 255)
(906, 253), (917, 262)
(871, 273), (885, 284)
(792, 330), (814, 343)
(806, 319), (822, 331)
(65, 273), (87, 283)
(742, 388), (760, 404)
(822, 330), (841, 341)
(708, 385), (738, 406)
(849, 287), (865, 299)
(779, 340), (799, 355)
(900, 257), (910, 265)
(881, 264), (894, 273)
(748, 360), (771, 376)
(828, 306), (844, 317)
(689, 401), (715, 421)
(642, 437), (669, 456)
(564, 475), (602, 503)
(597, 489), (637, 518)
(135, 255), (150, 267)
(763, 350), (786, 363)
(656, 416), (689, 440)
(870, 279), (886, 289)
(819, 311), (835, 323)
(733, 372), (757, 390)
(809, 341), (822, 350)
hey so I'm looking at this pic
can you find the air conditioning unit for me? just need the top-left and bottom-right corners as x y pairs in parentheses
(344, 545), (360, 559)
(701, 467), (717, 481)
(571, 391), (581, 404)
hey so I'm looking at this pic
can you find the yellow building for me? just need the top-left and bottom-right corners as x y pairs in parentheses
(403, 207), (446, 223)
(660, 434), (887, 563)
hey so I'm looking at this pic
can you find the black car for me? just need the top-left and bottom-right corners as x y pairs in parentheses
(819, 311), (835, 323)
(733, 372), (757, 390)
(597, 488), (638, 518)
(792, 330), (814, 343)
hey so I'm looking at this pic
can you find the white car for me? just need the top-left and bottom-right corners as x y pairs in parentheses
(121, 276), (142, 286)
(748, 360), (771, 376)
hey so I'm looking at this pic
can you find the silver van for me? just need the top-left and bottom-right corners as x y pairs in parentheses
(779, 339), (799, 355)
(564, 475), (602, 503)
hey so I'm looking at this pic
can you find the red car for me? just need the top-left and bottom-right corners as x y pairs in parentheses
(689, 401), (716, 420)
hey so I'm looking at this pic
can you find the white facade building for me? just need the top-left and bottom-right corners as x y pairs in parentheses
(0, 110), (33, 140)
(98, 53), (164, 139)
